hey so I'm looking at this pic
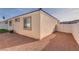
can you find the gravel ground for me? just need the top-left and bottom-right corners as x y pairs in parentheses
(0, 32), (79, 51)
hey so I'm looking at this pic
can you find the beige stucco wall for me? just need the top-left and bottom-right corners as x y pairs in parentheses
(8, 19), (14, 30)
(40, 11), (58, 39)
(7, 10), (58, 40)
(57, 23), (72, 33)
(8, 11), (40, 39)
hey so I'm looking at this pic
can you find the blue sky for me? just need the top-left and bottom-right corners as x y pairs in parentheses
(0, 8), (79, 22)
(0, 8), (38, 21)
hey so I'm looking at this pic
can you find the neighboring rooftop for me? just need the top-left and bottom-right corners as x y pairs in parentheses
(60, 20), (79, 24)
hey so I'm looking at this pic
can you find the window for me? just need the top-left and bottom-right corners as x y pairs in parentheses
(24, 16), (32, 30)
(15, 18), (20, 22)
(9, 21), (12, 26)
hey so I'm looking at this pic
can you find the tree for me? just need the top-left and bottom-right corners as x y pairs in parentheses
(2, 16), (5, 19)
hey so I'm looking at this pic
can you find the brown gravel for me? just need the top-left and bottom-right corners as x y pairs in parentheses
(0, 33), (36, 49)
(0, 32), (79, 51)
(43, 32), (79, 51)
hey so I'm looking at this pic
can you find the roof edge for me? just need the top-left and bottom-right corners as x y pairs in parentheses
(6, 9), (41, 21)
(39, 9), (59, 22)
(60, 19), (79, 24)
(5, 8), (59, 22)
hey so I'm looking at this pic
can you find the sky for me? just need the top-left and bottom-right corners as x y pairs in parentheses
(43, 8), (79, 22)
(0, 8), (79, 22)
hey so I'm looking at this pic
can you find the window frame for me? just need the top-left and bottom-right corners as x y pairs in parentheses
(23, 16), (32, 30)
(15, 18), (20, 22)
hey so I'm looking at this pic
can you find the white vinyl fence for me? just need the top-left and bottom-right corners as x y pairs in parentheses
(0, 21), (8, 29)
(57, 24), (72, 33)
(57, 22), (79, 45)
(72, 22), (79, 45)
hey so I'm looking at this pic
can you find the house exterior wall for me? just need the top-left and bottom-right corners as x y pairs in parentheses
(8, 19), (14, 30)
(8, 11), (40, 39)
(0, 21), (8, 29)
(7, 10), (58, 40)
(72, 22), (79, 45)
(40, 11), (58, 39)
(57, 24), (72, 33)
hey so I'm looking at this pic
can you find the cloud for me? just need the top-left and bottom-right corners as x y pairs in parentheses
(51, 8), (79, 22)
